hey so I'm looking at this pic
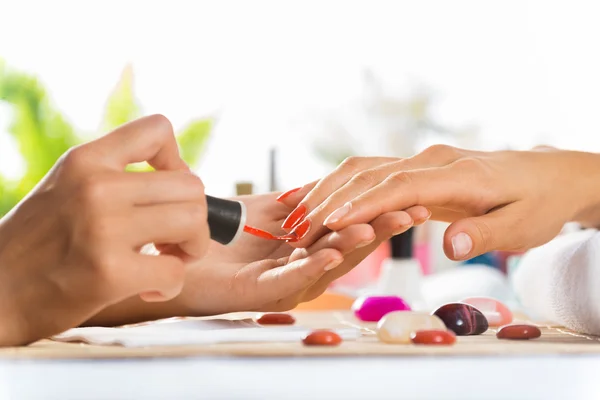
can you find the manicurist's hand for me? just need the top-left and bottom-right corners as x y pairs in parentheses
(0, 115), (210, 346)
(280, 145), (600, 261)
(85, 190), (431, 326)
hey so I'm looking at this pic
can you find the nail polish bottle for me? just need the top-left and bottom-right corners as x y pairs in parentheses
(142, 194), (247, 256)
(205, 195), (247, 245)
(375, 228), (427, 310)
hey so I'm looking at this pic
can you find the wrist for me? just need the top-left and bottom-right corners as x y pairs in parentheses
(82, 295), (188, 327)
(0, 237), (27, 346)
(0, 278), (23, 346)
(570, 151), (600, 227)
(0, 271), (46, 346)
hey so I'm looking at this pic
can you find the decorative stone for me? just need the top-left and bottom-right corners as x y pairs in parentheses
(496, 324), (541, 340)
(432, 303), (488, 336)
(352, 295), (411, 322)
(377, 311), (446, 344)
(410, 330), (456, 345)
(302, 330), (342, 346)
(255, 313), (296, 325)
(460, 296), (513, 326)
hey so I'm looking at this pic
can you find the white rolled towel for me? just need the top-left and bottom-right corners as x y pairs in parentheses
(513, 228), (600, 335)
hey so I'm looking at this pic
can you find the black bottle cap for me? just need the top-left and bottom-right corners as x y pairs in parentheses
(206, 195), (246, 245)
(390, 227), (414, 259)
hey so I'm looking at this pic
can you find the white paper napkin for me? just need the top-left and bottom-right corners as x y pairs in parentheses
(52, 317), (361, 347)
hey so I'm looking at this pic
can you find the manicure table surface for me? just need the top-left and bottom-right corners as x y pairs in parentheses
(1, 311), (599, 400)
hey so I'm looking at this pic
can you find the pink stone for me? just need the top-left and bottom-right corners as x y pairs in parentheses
(352, 295), (411, 322)
(460, 297), (513, 327)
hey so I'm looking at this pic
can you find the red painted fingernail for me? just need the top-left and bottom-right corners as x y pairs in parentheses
(276, 187), (302, 202)
(282, 204), (307, 230)
(288, 219), (311, 241)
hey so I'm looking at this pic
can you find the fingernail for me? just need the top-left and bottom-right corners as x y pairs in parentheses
(282, 204), (307, 229)
(392, 224), (414, 236)
(356, 237), (375, 249)
(324, 258), (343, 271)
(277, 257), (289, 266)
(398, 212), (413, 226)
(276, 187), (302, 202)
(426, 209), (432, 220)
(288, 219), (311, 241)
(452, 232), (473, 259)
(140, 291), (167, 302)
(324, 203), (352, 226)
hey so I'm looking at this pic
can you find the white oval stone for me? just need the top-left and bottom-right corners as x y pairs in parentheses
(376, 311), (446, 344)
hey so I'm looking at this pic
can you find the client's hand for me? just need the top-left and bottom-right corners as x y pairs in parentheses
(87, 191), (430, 326)
(280, 146), (600, 261)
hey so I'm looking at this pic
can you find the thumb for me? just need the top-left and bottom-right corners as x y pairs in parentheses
(443, 204), (524, 261)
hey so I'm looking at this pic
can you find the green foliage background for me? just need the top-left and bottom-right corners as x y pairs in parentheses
(0, 61), (212, 217)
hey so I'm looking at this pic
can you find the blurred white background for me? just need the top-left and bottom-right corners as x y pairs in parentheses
(2, 0), (600, 196)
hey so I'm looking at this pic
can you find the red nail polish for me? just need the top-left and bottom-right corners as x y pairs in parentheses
(276, 187), (302, 202)
(243, 225), (297, 241)
(288, 219), (311, 241)
(282, 204), (307, 230)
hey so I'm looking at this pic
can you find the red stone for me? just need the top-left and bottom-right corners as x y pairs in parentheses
(255, 313), (296, 325)
(302, 330), (343, 346)
(410, 330), (456, 345)
(496, 324), (541, 340)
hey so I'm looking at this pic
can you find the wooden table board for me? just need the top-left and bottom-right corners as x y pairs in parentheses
(1, 311), (600, 360)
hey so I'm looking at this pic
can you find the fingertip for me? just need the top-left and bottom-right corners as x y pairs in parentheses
(286, 218), (313, 247)
(324, 257), (344, 271)
(312, 248), (344, 271)
(344, 223), (376, 247)
(370, 211), (414, 238)
(307, 247), (342, 262)
(139, 291), (170, 302)
(277, 180), (319, 207)
(443, 224), (475, 261)
(408, 206), (431, 224)
(396, 211), (414, 227)
(323, 202), (352, 227)
(282, 204), (308, 230)
(276, 187), (302, 204)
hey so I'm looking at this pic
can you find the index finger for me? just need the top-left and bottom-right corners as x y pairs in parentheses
(281, 157), (398, 230)
(323, 163), (504, 231)
(88, 114), (188, 171)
